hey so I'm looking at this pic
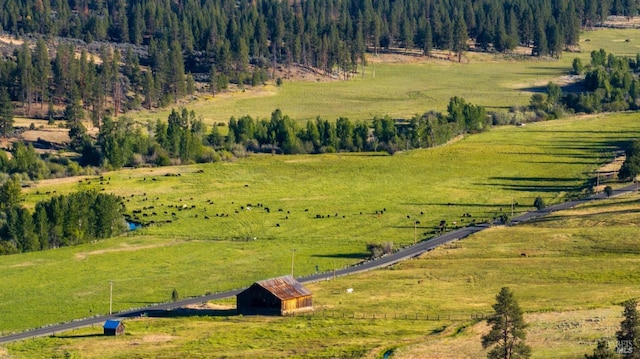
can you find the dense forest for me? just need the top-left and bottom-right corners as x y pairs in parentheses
(0, 0), (639, 117)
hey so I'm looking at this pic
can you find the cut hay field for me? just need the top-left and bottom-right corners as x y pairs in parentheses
(127, 28), (640, 125)
(0, 112), (638, 336)
(5, 190), (640, 358)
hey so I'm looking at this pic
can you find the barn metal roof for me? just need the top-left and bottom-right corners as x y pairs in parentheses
(254, 275), (312, 300)
(103, 320), (122, 329)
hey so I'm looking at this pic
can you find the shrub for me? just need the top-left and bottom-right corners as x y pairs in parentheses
(604, 186), (613, 197)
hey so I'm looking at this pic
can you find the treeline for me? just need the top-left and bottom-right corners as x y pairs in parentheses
(2, 98), (487, 179)
(0, 181), (127, 255)
(3, 0), (636, 63)
(0, 0), (637, 119)
(619, 139), (640, 180)
(0, 141), (89, 180)
(566, 49), (640, 112)
(0, 37), (195, 127)
(528, 49), (640, 119)
(85, 98), (486, 171)
(218, 97), (487, 154)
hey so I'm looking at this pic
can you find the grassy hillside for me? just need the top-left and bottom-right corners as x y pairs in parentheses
(5, 190), (640, 358)
(127, 28), (640, 125)
(0, 112), (637, 334)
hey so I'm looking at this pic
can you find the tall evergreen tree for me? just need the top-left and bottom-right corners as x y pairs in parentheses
(617, 299), (640, 359)
(0, 87), (14, 137)
(33, 38), (51, 108)
(482, 287), (531, 359)
(453, 11), (468, 62)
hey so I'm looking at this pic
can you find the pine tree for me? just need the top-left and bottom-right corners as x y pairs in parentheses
(33, 38), (51, 108)
(616, 299), (640, 359)
(532, 19), (548, 56)
(0, 175), (22, 210)
(0, 87), (14, 137)
(585, 339), (618, 359)
(423, 21), (433, 56)
(453, 11), (468, 62)
(482, 287), (531, 359)
(16, 42), (34, 116)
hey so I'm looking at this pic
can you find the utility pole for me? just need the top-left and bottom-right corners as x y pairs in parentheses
(290, 249), (296, 277)
(414, 221), (421, 245)
(511, 198), (514, 218)
(109, 281), (113, 315)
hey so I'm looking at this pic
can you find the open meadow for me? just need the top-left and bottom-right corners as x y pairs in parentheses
(0, 112), (637, 336)
(5, 190), (640, 358)
(127, 28), (640, 125)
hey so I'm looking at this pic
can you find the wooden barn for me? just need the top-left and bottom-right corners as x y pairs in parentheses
(236, 275), (313, 316)
(103, 320), (125, 336)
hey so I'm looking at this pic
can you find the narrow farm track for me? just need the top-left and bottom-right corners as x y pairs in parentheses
(0, 183), (637, 345)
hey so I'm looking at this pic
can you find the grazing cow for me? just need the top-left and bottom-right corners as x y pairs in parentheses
(520, 253), (527, 258)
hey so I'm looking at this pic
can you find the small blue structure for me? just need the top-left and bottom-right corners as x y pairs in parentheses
(103, 320), (125, 336)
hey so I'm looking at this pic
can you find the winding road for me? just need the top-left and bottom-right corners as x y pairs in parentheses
(0, 182), (637, 345)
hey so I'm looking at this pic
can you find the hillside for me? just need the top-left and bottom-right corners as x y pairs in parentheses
(3, 183), (640, 358)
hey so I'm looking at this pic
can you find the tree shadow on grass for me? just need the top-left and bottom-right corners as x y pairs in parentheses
(403, 202), (507, 208)
(523, 208), (640, 226)
(311, 253), (368, 260)
(137, 308), (238, 318)
(53, 333), (104, 339)
(120, 301), (159, 305)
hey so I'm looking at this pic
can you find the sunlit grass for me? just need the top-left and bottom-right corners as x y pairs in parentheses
(126, 28), (640, 126)
(6, 192), (640, 358)
(0, 112), (637, 334)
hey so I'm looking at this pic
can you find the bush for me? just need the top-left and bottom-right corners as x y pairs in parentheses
(533, 196), (546, 210)
(604, 186), (613, 197)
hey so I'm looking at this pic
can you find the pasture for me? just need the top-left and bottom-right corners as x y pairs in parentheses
(2, 27), (640, 357)
(127, 28), (640, 125)
(5, 190), (640, 358)
(0, 112), (637, 335)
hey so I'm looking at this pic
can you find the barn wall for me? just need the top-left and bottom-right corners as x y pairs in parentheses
(281, 295), (313, 315)
(237, 285), (282, 315)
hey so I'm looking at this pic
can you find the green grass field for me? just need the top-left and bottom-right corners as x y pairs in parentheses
(0, 112), (637, 335)
(127, 28), (640, 126)
(5, 190), (640, 358)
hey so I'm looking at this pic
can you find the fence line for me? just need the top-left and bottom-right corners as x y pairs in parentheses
(296, 310), (490, 322)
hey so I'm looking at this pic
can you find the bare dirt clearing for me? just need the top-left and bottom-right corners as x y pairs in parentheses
(74, 241), (187, 260)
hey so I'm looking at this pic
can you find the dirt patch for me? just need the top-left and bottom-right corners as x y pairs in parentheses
(184, 303), (235, 311)
(28, 175), (91, 189)
(74, 241), (185, 260)
(0, 34), (23, 46)
(21, 128), (70, 144)
(596, 155), (625, 174)
(141, 334), (177, 343)
(10, 260), (43, 268)
(602, 16), (640, 28)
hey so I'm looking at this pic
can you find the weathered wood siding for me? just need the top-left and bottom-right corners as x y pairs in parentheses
(281, 295), (313, 315)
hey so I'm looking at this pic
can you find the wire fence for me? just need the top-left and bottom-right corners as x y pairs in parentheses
(296, 310), (491, 322)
